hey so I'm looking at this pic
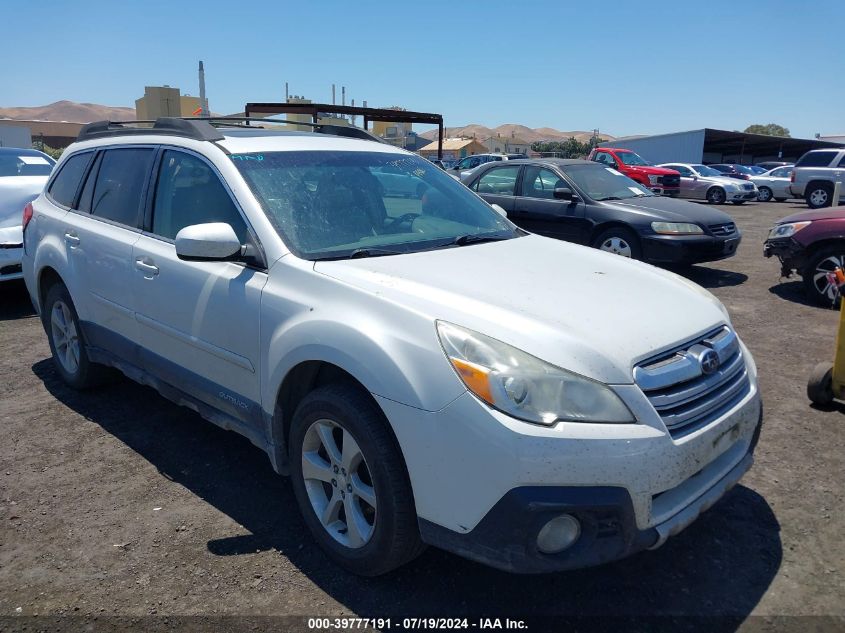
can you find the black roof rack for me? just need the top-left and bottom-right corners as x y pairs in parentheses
(77, 118), (225, 142)
(76, 116), (388, 145)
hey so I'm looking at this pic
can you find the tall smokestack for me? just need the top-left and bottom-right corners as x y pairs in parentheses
(342, 86), (346, 107)
(285, 82), (289, 101)
(332, 84), (336, 105)
(198, 60), (209, 117)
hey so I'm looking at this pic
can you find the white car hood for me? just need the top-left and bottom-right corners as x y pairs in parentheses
(314, 234), (728, 384)
(0, 176), (48, 228)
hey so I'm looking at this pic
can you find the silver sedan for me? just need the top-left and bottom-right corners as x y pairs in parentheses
(750, 165), (795, 202)
(658, 163), (758, 205)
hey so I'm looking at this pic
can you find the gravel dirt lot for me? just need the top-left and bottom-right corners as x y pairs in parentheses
(1, 200), (843, 630)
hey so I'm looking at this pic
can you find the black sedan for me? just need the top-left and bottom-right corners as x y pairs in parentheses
(462, 159), (741, 265)
(710, 164), (757, 180)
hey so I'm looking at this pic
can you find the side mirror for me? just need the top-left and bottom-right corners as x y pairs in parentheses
(490, 203), (508, 218)
(175, 222), (242, 262)
(553, 187), (576, 201)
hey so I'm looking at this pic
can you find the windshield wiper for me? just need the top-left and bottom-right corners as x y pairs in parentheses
(348, 247), (404, 258)
(448, 234), (512, 247)
(597, 196), (624, 201)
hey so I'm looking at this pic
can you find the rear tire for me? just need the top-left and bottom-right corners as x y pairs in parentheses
(802, 246), (845, 307)
(289, 383), (423, 576)
(806, 183), (833, 209)
(807, 362), (835, 406)
(706, 187), (726, 204)
(591, 227), (642, 260)
(42, 282), (110, 389)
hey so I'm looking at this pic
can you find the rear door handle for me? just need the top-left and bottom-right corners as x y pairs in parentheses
(64, 232), (80, 247)
(135, 259), (159, 277)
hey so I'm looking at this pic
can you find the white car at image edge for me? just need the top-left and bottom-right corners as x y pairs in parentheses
(22, 118), (762, 575)
(0, 147), (55, 281)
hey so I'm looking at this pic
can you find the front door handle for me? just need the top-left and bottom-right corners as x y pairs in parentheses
(64, 231), (80, 247)
(135, 259), (159, 277)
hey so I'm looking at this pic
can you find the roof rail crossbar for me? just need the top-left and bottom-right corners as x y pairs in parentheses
(77, 118), (225, 142)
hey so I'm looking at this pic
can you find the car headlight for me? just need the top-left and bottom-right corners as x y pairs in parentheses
(651, 222), (704, 235)
(768, 221), (811, 239)
(436, 321), (634, 426)
(648, 174), (660, 185)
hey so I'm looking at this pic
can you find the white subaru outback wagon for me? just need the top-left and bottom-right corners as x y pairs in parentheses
(22, 118), (762, 575)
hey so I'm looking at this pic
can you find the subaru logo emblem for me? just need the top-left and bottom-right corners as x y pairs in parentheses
(700, 350), (720, 375)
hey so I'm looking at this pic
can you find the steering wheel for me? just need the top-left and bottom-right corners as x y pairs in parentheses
(384, 213), (420, 232)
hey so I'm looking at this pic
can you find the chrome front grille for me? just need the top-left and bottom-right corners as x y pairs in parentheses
(708, 222), (737, 236)
(634, 327), (751, 436)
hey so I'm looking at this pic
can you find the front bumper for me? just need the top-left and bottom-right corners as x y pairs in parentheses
(642, 232), (742, 264)
(0, 243), (23, 281)
(763, 237), (805, 275)
(419, 440), (757, 574)
(727, 189), (758, 201)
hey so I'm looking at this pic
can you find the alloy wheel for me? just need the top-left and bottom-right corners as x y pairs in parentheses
(757, 187), (772, 202)
(812, 254), (845, 303)
(810, 188), (829, 207)
(599, 236), (632, 257)
(301, 418), (377, 548)
(50, 300), (80, 375)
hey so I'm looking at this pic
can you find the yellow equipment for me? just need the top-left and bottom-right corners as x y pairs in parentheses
(808, 267), (845, 405)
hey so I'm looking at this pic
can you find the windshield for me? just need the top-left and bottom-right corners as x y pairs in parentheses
(562, 164), (654, 201)
(693, 165), (723, 177)
(747, 166), (766, 175)
(232, 151), (519, 260)
(732, 165), (755, 174)
(616, 151), (649, 167)
(0, 152), (55, 177)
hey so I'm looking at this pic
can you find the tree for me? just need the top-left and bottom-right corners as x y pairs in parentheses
(531, 137), (605, 159)
(743, 123), (790, 138)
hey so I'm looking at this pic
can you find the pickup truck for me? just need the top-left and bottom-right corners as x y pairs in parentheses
(588, 147), (681, 197)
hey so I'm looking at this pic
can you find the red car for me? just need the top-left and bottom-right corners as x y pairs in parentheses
(588, 147), (681, 196)
(764, 205), (845, 306)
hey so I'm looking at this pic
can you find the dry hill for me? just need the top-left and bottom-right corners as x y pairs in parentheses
(0, 100), (136, 123)
(421, 124), (615, 144)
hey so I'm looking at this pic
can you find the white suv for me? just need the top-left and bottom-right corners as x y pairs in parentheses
(22, 118), (762, 575)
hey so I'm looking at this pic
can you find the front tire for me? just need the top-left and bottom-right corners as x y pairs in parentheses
(806, 183), (833, 209)
(757, 187), (773, 202)
(592, 226), (642, 260)
(42, 282), (109, 389)
(706, 187), (726, 204)
(289, 383), (423, 576)
(802, 246), (845, 307)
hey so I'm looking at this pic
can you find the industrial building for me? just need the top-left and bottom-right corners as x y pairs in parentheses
(600, 128), (844, 165)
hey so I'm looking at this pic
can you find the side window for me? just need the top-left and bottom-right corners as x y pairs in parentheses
(838, 155), (845, 168)
(91, 148), (154, 226)
(594, 152), (610, 165)
(523, 167), (564, 200)
(475, 166), (520, 196)
(47, 152), (92, 208)
(151, 150), (247, 242)
(77, 152), (103, 213)
(675, 166), (693, 177)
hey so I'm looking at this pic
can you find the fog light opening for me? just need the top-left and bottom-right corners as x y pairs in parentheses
(536, 514), (581, 554)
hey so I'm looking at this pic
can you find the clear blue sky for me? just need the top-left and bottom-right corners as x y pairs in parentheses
(2, 0), (843, 139)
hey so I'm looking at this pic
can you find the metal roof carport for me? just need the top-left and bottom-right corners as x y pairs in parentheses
(600, 128), (844, 165)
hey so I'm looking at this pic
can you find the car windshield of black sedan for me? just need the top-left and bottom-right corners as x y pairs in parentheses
(562, 164), (653, 201)
(232, 151), (518, 259)
(616, 152), (649, 166)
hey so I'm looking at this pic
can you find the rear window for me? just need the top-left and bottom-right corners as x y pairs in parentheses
(0, 152), (54, 177)
(796, 151), (838, 168)
(47, 152), (92, 208)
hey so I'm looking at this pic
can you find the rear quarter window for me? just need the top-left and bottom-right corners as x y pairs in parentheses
(47, 152), (93, 208)
(796, 151), (839, 168)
